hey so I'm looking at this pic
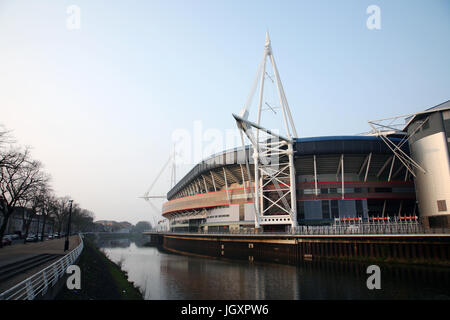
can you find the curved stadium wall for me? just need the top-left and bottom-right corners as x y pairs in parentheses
(163, 136), (416, 232)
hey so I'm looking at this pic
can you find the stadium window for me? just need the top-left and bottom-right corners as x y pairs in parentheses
(375, 187), (392, 193)
(322, 201), (330, 219)
(356, 200), (364, 217)
(392, 187), (415, 193)
(331, 200), (339, 218)
(297, 202), (305, 221)
(437, 200), (447, 212)
(444, 113), (450, 158)
(337, 188), (354, 193)
(239, 204), (245, 221)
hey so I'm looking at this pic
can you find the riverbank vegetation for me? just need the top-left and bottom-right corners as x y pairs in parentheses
(55, 236), (143, 300)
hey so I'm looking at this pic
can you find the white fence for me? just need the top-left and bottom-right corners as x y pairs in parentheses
(0, 234), (84, 300)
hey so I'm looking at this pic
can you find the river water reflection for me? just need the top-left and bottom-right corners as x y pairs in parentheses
(98, 239), (450, 300)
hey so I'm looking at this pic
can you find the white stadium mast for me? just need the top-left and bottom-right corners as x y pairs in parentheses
(140, 148), (177, 230)
(233, 32), (299, 231)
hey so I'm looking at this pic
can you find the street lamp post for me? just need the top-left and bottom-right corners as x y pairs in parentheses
(64, 200), (73, 251)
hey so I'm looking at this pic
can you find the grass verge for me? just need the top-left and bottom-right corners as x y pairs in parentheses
(55, 237), (143, 300)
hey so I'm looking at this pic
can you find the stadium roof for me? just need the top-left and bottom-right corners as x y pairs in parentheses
(404, 100), (450, 130)
(167, 135), (407, 199)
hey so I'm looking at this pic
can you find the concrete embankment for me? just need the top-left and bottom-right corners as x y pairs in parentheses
(144, 232), (450, 267)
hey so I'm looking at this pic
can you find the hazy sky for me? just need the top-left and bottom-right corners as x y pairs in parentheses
(1, 0), (449, 225)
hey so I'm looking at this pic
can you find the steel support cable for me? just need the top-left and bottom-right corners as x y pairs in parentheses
(241, 50), (266, 119)
(144, 154), (173, 197)
(369, 123), (425, 176)
(368, 117), (429, 174)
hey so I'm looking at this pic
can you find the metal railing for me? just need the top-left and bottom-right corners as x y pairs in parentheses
(154, 219), (450, 236)
(293, 223), (425, 235)
(0, 234), (84, 300)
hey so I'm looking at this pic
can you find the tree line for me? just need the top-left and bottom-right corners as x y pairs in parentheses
(0, 127), (96, 247)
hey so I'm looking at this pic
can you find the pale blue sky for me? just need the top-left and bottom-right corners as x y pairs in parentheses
(0, 0), (449, 224)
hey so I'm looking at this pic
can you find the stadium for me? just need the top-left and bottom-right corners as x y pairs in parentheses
(159, 34), (450, 233)
(163, 135), (417, 232)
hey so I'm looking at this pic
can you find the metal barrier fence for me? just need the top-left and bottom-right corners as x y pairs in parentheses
(293, 222), (425, 235)
(156, 220), (450, 236)
(0, 234), (84, 300)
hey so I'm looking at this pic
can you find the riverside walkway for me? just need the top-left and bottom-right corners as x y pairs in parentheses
(0, 236), (80, 293)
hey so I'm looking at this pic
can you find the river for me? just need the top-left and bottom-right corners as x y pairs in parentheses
(97, 238), (450, 300)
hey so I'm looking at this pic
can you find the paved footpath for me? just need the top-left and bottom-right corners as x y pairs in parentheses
(0, 236), (80, 293)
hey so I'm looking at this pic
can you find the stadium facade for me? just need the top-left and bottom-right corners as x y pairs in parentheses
(403, 101), (450, 228)
(160, 34), (450, 232)
(163, 135), (420, 232)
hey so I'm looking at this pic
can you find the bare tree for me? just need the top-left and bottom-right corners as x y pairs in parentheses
(1, 127), (97, 242)
(0, 147), (49, 246)
(21, 184), (48, 241)
(71, 208), (95, 232)
(53, 196), (72, 234)
(39, 193), (58, 241)
(132, 221), (152, 233)
(41, 194), (58, 241)
(0, 126), (13, 147)
(0, 127), (15, 169)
